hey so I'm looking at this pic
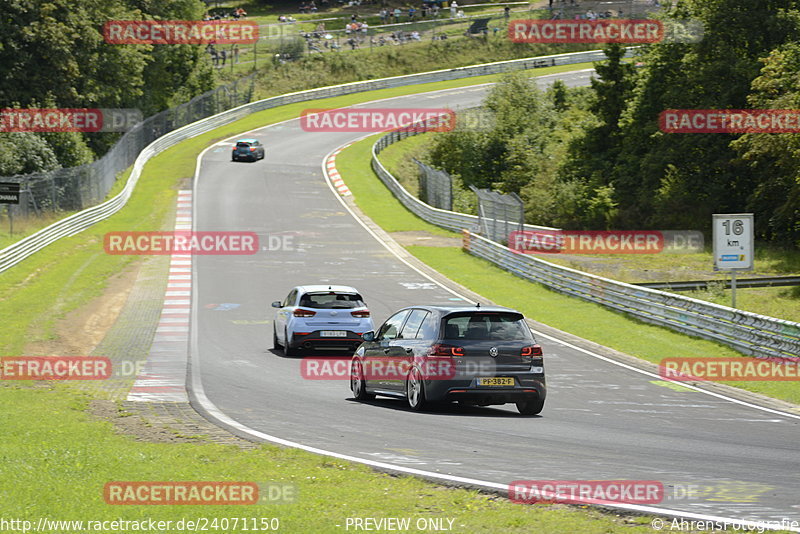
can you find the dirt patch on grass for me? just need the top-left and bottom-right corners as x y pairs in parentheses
(23, 261), (141, 357)
(87, 399), (201, 444)
(87, 399), (258, 448)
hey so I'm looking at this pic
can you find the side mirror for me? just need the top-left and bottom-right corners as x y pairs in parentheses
(271, 301), (282, 308)
(361, 331), (375, 342)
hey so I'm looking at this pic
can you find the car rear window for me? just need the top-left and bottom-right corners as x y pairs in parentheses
(236, 142), (251, 147)
(298, 292), (365, 309)
(442, 312), (532, 341)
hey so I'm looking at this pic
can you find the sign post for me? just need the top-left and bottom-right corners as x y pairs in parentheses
(0, 182), (21, 236)
(712, 213), (754, 308)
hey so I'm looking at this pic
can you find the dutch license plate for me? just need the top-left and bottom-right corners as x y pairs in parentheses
(320, 331), (347, 337)
(477, 377), (515, 387)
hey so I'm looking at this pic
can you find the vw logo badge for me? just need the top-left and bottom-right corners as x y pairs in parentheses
(489, 347), (498, 358)
(330, 311), (337, 316)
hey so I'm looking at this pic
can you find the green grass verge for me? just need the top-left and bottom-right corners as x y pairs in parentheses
(335, 138), (800, 406)
(335, 135), (455, 236)
(0, 64), (674, 532)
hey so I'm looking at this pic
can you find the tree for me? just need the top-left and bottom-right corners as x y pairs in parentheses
(603, 0), (800, 230)
(560, 43), (635, 203)
(0, 133), (60, 175)
(429, 72), (554, 193)
(0, 0), (150, 110)
(0, 0), (215, 170)
(732, 42), (800, 246)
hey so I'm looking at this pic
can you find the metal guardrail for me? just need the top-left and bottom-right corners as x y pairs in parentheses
(1, 48), (609, 273)
(462, 232), (800, 360)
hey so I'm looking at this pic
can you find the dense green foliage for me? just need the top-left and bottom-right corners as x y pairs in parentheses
(0, 0), (214, 173)
(428, 0), (800, 246)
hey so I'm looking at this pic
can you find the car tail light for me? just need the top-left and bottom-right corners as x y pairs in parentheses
(350, 310), (370, 318)
(521, 345), (542, 357)
(521, 345), (543, 362)
(428, 344), (464, 357)
(293, 308), (316, 317)
(250, 147), (256, 152)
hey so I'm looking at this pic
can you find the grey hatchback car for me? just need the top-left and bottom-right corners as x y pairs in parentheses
(231, 138), (265, 161)
(350, 305), (546, 415)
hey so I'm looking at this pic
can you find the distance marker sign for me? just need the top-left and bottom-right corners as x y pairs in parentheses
(712, 214), (753, 271)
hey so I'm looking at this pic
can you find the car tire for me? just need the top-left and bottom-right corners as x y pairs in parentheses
(516, 398), (544, 416)
(406, 367), (430, 411)
(283, 329), (299, 357)
(351, 360), (374, 401)
(273, 328), (283, 350)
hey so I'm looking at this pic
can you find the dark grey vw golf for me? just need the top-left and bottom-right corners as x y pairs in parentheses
(350, 305), (546, 415)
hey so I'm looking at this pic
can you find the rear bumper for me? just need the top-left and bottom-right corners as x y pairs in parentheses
(427, 377), (546, 405)
(289, 330), (365, 351)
